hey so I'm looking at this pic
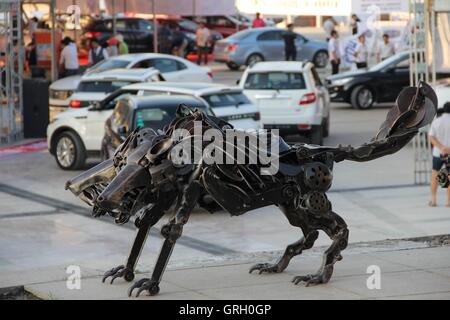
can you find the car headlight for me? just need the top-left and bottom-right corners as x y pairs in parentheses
(331, 78), (353, 86)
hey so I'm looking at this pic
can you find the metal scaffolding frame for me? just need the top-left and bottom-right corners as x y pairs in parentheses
(409, 0), (450, 185)
(0, 0), (24, 145)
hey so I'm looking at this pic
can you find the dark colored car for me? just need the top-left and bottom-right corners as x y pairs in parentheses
(101, 95), (213, 159)
(325, 52), (410, 110)
(82, 17), (154, 52)
(184, 15), (248, 38)
(157, 17), (223, 54)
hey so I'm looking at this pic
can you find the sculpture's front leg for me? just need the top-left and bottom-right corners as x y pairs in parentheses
(128, 181), (202, 297)
(103, 203), (166, 284)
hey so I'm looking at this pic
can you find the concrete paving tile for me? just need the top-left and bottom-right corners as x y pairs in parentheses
(163, 263), (294, 291)
(329, 270), (450, 299)
(372, 246), (450, 270)
(26, 276), (189, 300)
(0, 265), (102, 288)
(198, 281), (363, 300)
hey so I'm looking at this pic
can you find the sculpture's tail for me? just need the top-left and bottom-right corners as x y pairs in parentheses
(332, 81), (438, 163)
(375, 81), (437, 141)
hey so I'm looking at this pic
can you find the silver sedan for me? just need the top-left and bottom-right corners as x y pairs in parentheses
(213, 27), (329, 70)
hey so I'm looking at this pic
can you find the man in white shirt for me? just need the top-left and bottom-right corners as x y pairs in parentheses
(377, 34), (395, 62)
(59, 37), (79, 77)
(354, 34), (368, 69)
(429, 102), (450, 207)
(196, 22), (210, 65)
(328, 30), (341, 75)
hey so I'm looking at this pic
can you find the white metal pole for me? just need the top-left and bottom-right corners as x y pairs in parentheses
(152, 0), (157, 52)
(112, 0), (117, 36)
(51, 0), (57, 81)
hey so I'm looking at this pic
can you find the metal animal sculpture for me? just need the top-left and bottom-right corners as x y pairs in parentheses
(66, 82), (437, 297)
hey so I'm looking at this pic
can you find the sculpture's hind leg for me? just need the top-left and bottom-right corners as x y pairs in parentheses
(249, 203), (319, 274)
(128, 182), (202, 297)
(292, 211), (349, 286)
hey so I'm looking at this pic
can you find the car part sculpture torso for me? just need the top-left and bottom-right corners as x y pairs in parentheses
(66, 82), (437, 297)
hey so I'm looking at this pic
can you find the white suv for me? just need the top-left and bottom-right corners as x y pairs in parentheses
(49, 53), (212, 119)
(239, 61), (330, 144)
(67, 68), (163, 110)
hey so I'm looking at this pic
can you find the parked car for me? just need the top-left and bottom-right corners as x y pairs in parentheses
(213, 27), (329, 70)
(101, 95), (214, 159)
(156, 16), (223, 54)
(185, 15), (249, 38)
(47, 86), (213, 170)
(239, 61), (330, 144)
(82, 17), (154, 52)
(122, 82), (261, 130)
(67, 68), (162, 110)
(325, 51), (410, 110)
(49, 53), (211, 119)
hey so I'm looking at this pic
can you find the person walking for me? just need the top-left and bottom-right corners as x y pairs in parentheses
(88, 37), (109, 66)
(28, 16), (38, 40)
(354, 34), (368, 69)
(196, 22), (210, 65)
(350, 14), (360, 35)
(107, 36), (119, 57)
(116, 34), (129, 55)
(158, 22), (173, 54)
(323, 17), (336, 42)
(429, 102), (450, 207)
(377, 33), (395, 62)
(59, 36), (79, 77)
(252, 12), (266, 28)
(171, 26), (188, 57)
(328, 30), (341, 75)
(282, 23), (297, 61)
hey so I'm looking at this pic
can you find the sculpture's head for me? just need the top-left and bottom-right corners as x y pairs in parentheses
(66, 127), (158, 224)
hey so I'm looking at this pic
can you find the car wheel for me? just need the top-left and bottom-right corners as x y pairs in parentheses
(350, 85), (375, 110)
(246, 53), (264, 66)
(226, 62), (241, 70)
(55, 131), (86, 170)
(322, 116), (330, 138)
(313, 50), (329, 68)
(309, 125), (323, 145)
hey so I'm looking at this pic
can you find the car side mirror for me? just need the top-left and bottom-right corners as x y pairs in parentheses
(236, 79), (240, 85)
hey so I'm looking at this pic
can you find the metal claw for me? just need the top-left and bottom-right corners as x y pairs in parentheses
(102, 265), (124, 283)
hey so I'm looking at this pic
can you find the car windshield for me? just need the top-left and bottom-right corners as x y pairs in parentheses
(244, 72), (306, 90)
(88, 59), (130, 73)
(369, 53), (408, 71)
(201, 92), (251, 108)
(133, 105), (208, 129)
(177, 19), (198, 31)
(227, 29), (253, 41)
(77, 80), (133, 93)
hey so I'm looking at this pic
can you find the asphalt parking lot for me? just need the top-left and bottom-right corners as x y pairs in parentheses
(1, 62), (450, 299)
